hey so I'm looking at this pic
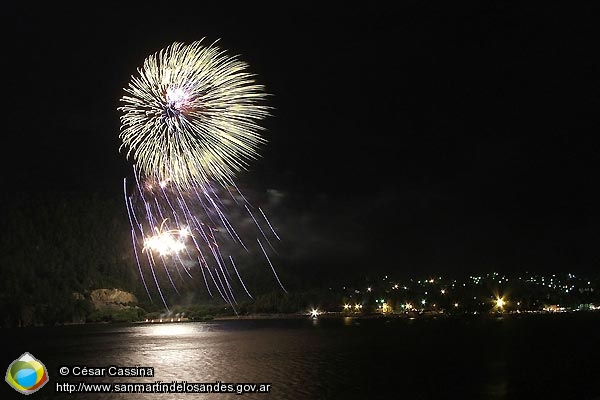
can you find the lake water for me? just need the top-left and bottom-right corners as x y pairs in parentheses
(3, 313), (600, 399)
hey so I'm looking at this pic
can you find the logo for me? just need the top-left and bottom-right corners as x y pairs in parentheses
(6, 352), (49, 395)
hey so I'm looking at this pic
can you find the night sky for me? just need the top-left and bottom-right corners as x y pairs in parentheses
(3, 4), (600, 281)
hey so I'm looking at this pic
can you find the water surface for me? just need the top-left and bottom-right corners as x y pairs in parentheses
(4, 313), (600, 399)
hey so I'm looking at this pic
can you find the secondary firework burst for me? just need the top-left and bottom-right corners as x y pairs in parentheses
(119, 39), (271, 189)
(118, 39), (285, 312)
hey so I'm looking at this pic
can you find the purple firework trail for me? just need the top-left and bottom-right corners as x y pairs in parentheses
(123, 171), (286, 313)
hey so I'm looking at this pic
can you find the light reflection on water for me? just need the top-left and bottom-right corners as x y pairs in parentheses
(5, 314), (600, 399)
(139, 322), (202, 337)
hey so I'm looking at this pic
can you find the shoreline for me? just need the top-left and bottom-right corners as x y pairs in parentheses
(4, 309), (599, 329)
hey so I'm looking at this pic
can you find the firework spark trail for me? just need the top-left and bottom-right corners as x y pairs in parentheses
(157, 254), (180, 296)
(119, 39), (285, 312)
(170, 252), (186, 282)
(207, 267), (229, 305)
(198, 258), (213, 297)
(191, 185), (240, 245)
(144, 241), (169, 311)
(131, 229), (152, 301)
(124, 179), (152, 297)
(257, 238), (287, 293)
(260, 207), (281, 241)
(213, 234), (235, 284)
(176, 196), (194, 230)
(209, 265), (234, 306)
(231, 256), (253, 299)
(225, 184), (242, 206)
(245, 204), (276, 253)
(219, 262), (237, 305)
(205, 234), (236, 299)
(176, 250), (194, 279)
(159, 184), (178, 222)
(206, 190), (247, 249)
(153, 198), (166, 225)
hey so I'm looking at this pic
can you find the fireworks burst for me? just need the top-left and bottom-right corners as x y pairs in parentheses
(119, 39), (271, 189)
(118, 40), (285, 312)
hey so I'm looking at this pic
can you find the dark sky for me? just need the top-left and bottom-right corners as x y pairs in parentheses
(3, 4), (600, 280)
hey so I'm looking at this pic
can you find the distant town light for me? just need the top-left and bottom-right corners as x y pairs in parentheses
(496, 297), (505, 308)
